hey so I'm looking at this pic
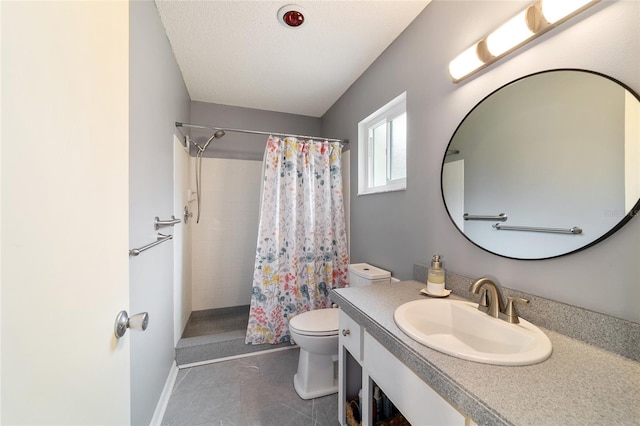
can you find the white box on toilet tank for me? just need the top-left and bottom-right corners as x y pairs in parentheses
(348, 263), (391, 286)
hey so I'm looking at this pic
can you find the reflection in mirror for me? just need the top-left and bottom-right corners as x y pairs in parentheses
(442, 69), (640, 260)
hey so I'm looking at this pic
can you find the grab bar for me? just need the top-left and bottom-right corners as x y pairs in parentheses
(464, 213), (508, 222)
(129, 233), (173, 256)
(154, 215), (182, 230)
(493, 223), (582, 234)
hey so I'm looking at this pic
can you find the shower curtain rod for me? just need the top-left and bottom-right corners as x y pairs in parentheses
(175, 122), (348, 144)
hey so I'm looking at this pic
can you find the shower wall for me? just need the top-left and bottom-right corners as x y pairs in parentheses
(190, 157), (262, 311)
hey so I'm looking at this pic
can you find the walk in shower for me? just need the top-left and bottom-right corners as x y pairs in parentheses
(175, 144), (275, 366)
(174, 122), (349, 366)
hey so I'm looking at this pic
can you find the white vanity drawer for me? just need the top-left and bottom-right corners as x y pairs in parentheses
(339, 310), (362, 361)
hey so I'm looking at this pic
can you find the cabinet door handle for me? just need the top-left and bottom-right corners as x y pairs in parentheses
(342, 329), (350, 336)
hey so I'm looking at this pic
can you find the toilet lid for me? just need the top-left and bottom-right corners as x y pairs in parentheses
(289, 308), (339, 336)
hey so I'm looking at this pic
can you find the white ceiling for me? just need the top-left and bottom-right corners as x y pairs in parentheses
(155, 1), (430, 117)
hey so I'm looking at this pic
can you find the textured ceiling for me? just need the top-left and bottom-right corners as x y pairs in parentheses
(155, 1), (430, 117)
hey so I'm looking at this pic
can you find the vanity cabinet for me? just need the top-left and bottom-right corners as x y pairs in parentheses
(338, 310), (472, 426)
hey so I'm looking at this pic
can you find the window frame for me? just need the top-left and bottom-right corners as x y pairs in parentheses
(358, 92), (407, 196)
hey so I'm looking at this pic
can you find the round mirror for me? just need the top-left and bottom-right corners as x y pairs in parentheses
(442, 69), (640, 260)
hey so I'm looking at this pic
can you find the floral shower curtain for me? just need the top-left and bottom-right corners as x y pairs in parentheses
(245, 136), (349, 345)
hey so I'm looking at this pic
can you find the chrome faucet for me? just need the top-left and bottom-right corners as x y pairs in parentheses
(470, 277), (529, 324)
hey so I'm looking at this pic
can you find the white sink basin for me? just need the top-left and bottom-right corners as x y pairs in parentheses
(394, 299), (552, 366)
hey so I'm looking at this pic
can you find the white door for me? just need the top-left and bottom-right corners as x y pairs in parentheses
(442, 159), (465, 232)
(1, 2), (131, 423)
(173, 136), (192, 343)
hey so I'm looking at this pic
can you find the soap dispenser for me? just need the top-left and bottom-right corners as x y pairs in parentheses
(427, 255), (446, 294)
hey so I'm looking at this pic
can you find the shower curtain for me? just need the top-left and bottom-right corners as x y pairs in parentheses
(245, 136), (349, 345)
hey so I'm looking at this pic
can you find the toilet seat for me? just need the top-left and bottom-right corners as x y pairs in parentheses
(289, 308), (338, 337)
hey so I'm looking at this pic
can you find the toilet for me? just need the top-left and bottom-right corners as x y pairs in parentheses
(289, 263), (391, 399)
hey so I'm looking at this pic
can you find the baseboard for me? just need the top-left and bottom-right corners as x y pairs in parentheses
(149, 361), (179, 426)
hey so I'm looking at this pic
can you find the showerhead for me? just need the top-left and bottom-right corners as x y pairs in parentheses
(201, 129), (226, 152)
(194, 129), (226, 224)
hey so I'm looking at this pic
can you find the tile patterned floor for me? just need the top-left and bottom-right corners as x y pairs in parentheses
(162, 348), (339, 426)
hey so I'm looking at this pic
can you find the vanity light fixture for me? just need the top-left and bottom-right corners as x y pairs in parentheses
(448, 0), (599, 82)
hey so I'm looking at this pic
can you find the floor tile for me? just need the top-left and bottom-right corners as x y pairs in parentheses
(162, 349), (340, 426)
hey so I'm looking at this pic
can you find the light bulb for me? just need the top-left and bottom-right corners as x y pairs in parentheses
(486, 9), (535, 57)
(541, 0), (593, 24)
(449, 44), (484, 81)
(448, 0), (599, 83)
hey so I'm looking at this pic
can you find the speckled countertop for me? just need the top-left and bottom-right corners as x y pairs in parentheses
(332, 281), (640, 426)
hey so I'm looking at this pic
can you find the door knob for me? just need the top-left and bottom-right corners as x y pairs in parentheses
(114, 311), (149, 338)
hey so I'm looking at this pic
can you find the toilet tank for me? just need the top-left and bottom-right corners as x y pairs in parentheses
(349, 263), (391, 287)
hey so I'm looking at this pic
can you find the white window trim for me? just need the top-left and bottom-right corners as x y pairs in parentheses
(358, 92), (407, 196)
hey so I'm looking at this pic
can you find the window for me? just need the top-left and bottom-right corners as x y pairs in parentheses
(358, 92), (407, 195)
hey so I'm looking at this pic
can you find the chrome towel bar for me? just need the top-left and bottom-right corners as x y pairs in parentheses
(464, 213), (508, 221)
(493, 224), (582, 234)
(154, 215), (182, 230)
(129, 233), (173, 256)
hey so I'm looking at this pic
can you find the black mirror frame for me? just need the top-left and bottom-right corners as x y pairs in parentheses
(441, 69), (640, 261)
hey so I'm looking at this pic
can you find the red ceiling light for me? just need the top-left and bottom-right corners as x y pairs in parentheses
(283, 10), (304, 27)
(278, 5), (306, 28)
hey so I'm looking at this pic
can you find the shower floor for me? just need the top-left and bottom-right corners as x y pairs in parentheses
(176, 305), (293, 366)
(182, 305), (250, 338)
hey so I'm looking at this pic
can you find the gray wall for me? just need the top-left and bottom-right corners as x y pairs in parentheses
(322, 1), (640, 322)
(190, 101), (322, 160)
(129, 1), (190, 424)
